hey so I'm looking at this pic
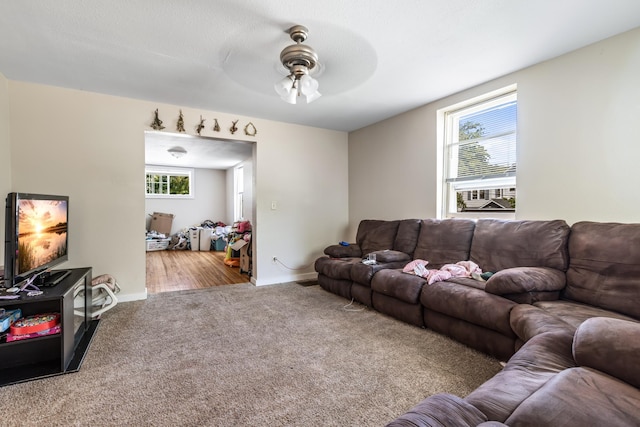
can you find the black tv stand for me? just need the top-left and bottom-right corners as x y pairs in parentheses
(36, 269), (72, 287)
(0, 268), (98, 386)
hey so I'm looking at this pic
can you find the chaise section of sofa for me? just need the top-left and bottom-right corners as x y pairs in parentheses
(510, 221), (640, 345)
(387, 317), (640, 427)
(500, 317), (640, 426)
(420, 219), (570, 360)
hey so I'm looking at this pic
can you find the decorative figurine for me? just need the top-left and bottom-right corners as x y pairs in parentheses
(150, 109), (165, 130)
(176, 110), (185, 132)
(230, 120), (239, 135)
(244, 122), (257, 137)
(196, 115), (206, 135)
(213, 118), (220, 132)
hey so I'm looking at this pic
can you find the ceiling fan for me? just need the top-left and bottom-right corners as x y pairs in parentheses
(274, 25), (322, 104)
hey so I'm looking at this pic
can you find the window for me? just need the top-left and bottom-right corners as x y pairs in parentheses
(234, 165), (244, 221)
(441, 88), (517, 216)
(145, 167), (194, 198)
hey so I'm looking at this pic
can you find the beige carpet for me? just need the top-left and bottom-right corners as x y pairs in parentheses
(0, 282), (502, 426)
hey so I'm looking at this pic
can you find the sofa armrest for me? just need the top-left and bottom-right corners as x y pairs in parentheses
(324, 244), (362, 258)
(485, 267), (565, 296)
(573, 317), (640, 389)
(368, 249), (411, 263)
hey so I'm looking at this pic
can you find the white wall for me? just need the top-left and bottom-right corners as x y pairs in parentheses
(348, 27), (640, 237)
(145, 167), (227, 234)
(0, 73), (10, 267)
(7, 82), (348, 298)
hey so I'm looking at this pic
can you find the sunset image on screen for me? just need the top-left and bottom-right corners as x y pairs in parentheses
(17, 199), (68, 273)
(18, 199), (67, 235)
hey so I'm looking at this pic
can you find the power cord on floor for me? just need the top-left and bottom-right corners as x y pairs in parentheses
(343, 298), (365, 312)
(273, 257), (314, 271)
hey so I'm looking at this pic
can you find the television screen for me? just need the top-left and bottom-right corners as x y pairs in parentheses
(4, 193), (69, 286)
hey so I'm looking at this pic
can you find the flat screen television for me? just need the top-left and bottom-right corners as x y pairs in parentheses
(3, 192), (69, 287)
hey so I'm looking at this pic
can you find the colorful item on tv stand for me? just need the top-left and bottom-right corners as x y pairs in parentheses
(7, 325), (61, 342)
(9, 313), (60, 335)
(0, 309), (22, 333)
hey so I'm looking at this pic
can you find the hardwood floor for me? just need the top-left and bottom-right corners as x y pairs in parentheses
(146, 250), (250, 294)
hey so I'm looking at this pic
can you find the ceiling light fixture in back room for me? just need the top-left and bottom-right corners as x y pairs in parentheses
(274, 25), (321, 104)
(167, 146), (187, 159)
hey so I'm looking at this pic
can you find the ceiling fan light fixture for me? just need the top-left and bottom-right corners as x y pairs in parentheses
(275, 25), (321, 105)
(283, 84), (298, 104)
(274, 75), (295, 98)
(299, 74), (321, 102)
(304, 89), (322, 104)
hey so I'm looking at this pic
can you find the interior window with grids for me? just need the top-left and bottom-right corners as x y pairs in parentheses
(145, 167), (193, 198)
(443, 90), (517, 216)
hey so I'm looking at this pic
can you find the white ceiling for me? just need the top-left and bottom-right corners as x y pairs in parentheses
(145, 131), (253, 169)
(1, 0), (640, 135)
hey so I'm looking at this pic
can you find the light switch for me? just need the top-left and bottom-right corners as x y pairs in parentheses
(271, 201), (277, 210)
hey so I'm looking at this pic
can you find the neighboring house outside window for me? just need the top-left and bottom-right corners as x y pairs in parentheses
(145, 166), (194, 198)
(440, 86), (517, 218)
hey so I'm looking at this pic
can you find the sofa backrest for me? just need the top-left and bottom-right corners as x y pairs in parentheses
(470, 219), (570, 273)
(356, 220), (400, 255)
(413, 219), (476, 268)
(565, 221), (640, 319)
(393, 219), (422, 256)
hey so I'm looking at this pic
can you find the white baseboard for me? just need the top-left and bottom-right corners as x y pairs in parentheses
(117, 289), (148, 302)
(252, 272), (317, 287)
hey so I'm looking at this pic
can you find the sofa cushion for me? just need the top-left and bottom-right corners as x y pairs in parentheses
(504, 367), (640, 427)
(485, 267), (566, 295)
(573, 317), (640, 389)
(510, 300), (638, 342)
(371, 269), (426, 304)
(369, 249), (411, 263)
(386, 393), (488, 427)
(351, 260), (409, 287)
(413, 219), (476, 268)
(470, 219), (570, 272)
(509, 304), (576, 342)
(421, 281), (516, 337)
(324, 244), (362, 258)
(565, 221), (640, 319)
(393, 218), (422, 255)
(356, 220), (400, 255)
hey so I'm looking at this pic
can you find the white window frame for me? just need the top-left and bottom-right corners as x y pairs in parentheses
(438, 85), (517, 219)
(234, 165), (244, 221)
(145, 166), (194, 199)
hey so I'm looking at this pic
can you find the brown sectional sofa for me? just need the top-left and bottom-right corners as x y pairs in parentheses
(314, 218), (640, 426)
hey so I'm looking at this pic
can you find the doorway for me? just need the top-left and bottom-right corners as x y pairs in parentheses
(144, 131), (256, 294)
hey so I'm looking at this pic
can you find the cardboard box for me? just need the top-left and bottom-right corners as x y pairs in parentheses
(230, 239), (248, 251)
(149, 212), (174, 235)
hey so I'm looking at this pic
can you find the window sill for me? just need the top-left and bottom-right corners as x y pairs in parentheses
(445, 211), (516, 220)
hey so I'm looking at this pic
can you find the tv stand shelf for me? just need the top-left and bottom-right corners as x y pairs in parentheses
(0, 268), (98, 387)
